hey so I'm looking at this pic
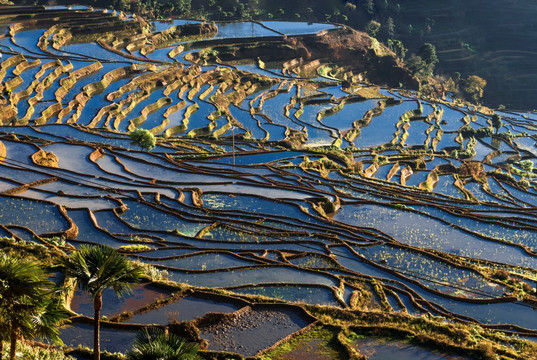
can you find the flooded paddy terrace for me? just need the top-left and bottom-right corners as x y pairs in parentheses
(1, 5), (537, 359)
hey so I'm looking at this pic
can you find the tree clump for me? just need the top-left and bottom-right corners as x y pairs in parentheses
(491, 114), (502, 133)
(130, 128), (156, 150)
(460, 125), (493, 139)
(407, 43), (438, 77)
(518, 159), (534, 172)
(463, 75), (487, 103)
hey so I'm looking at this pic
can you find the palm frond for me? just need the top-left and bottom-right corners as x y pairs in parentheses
(0, 252), (68, 346)
(63, 245), (144, 299)
(126, 328), (202, 360)
(31, 297), (71, 344)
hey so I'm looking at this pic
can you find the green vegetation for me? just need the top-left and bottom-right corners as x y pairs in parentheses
(130, 128), (156, 150)
(126, 328), (202, 360)
(365, 20), (381, 38)
(1, 342), (74, 360)
(47, 236), (67, 247)
(387, 38), (407, 60)
(518, 159), (534, 172)
(418, 43), (439, 68)
(118, 244), (152, 252)
(407, 43), (438, 77)
(261, 326), (346, 360)
(460, 125), (493, 139)
(463, 75), (487, 104)
(491, 113), (502, 133)
(62, 245), (144, 360)
(0, 252), (69, 360)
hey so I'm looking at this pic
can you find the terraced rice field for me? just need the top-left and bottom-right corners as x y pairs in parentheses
(2, 5), (537, 359)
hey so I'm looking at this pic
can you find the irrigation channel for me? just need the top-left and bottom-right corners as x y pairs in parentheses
(1, 4), (537, 360)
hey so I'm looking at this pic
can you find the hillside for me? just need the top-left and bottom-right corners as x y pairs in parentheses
(16, 0), (537, 109)
(395, 0), (537, 110)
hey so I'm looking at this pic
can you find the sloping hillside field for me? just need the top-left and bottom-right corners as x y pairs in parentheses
(2, 5), (537, 360)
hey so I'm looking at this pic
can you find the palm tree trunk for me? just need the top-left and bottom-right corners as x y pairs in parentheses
(8, 328), (17, 360)
(93, 294), (102, 360)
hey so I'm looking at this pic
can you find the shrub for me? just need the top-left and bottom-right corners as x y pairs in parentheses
(126, 328), (202, 360)
(518, 159), (534, 172)
(460, 125), (493, 139)
(521, 282), (534, 293)
(492, 270), (509, 281)
(4, 342), (75, 360)
(491, 114), (502, 132)
(365, 20), (381, 37)
(463, 75), (487, 103)
(130, 129), (156, 150)
(519, 179), (530, 188)
(47, 236), (66, 247)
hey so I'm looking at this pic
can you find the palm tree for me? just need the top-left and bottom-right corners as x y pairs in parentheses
(63, 245), (143, 360)
(126, 328), (202, 360)
(0, 312), (8, 360)
(0, 252), (68, 360)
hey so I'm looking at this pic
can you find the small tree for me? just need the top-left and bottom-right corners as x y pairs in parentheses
(365, 20), (381, 37)
(333, 9), (340, 22)
(407, 44), (439, 77)
(306, 7), (313, 21)
(130, 128), (156, 150)
(417, 43), (439, 75)
(364, 0), (374, 15)
(406, 54), (428, 76)
(491, 113), (503, 133)
(384, 17), (395, 38)
(174, 0), (191, 15)
(387, 39), (407, 59)
(518, 160), (534, 172)
(344, 2), (356, 11)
